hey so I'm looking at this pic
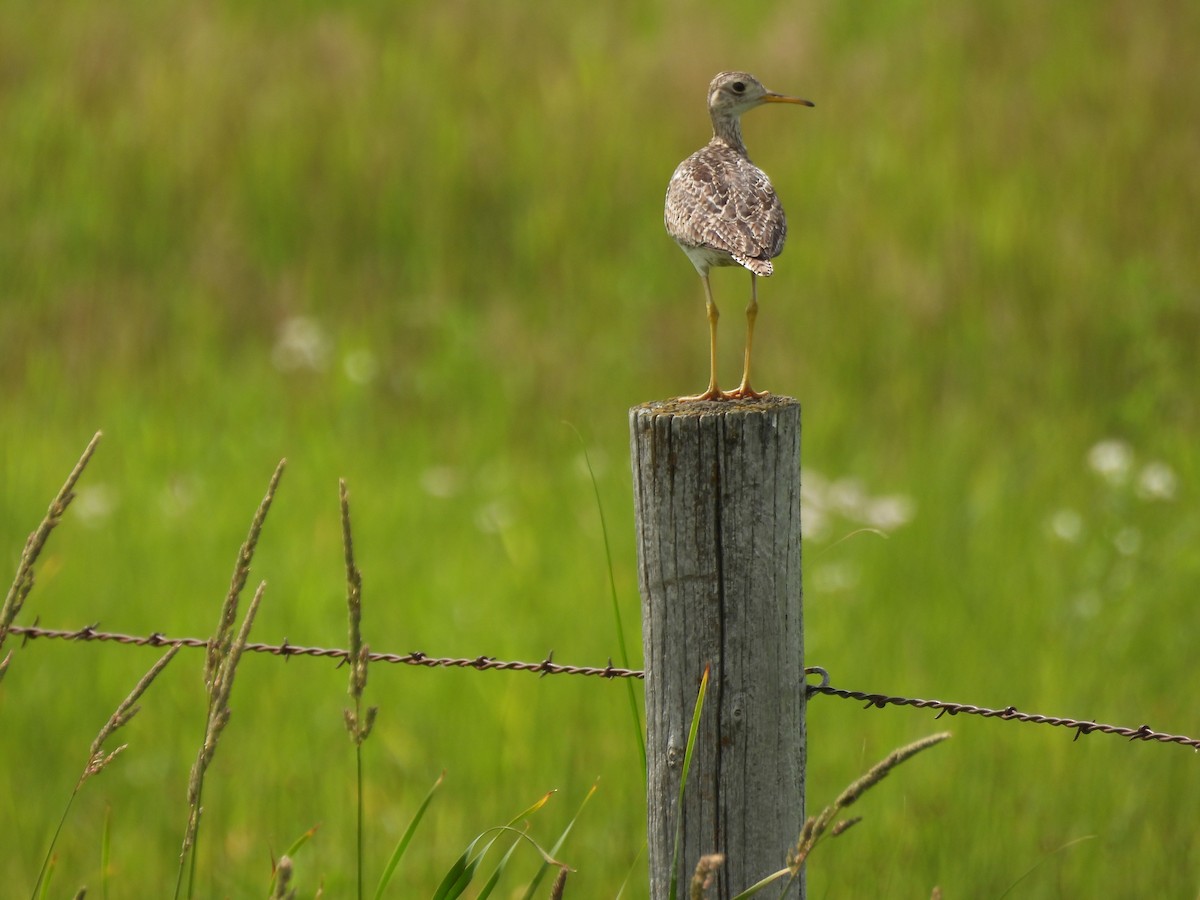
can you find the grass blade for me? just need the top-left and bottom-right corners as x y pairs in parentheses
(668, 663), (710, 900)
(472, 829), (528, 900)
(433, 791), (559, 900)
(567, 423), (645, 773)
(100, 805), (111, 900)
(373, 771), (445, 899)
(729, 867), (789, 900)
(504, 789), (555, 825)
(35, 853), (55, 900)
(996, 835), (1095, 899)
(30, 801), (74, 900)
(613, 841), (646, 900)
(430, 848), (475, 900)
(520, 781), (595, 899)
(269, 826), (319, 897)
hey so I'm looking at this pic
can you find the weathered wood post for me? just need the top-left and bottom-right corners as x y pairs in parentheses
(630, 396), (804, 899)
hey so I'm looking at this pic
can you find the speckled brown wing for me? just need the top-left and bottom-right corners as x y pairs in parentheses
(664, 142), (788, 276)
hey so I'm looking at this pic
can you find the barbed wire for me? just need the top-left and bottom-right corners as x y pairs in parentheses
(7, 623), (645, 679)
(8, 624), (1198, 751)
(803, 666), (1200, 751)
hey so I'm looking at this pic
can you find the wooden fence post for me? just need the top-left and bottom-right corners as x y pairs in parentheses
(630, 396), (804, 900)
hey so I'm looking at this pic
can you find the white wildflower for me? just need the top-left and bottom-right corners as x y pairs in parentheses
(1087, 439), (1133, 486)
(801, 504), (829, 541)
(1113, 527), (1141, 556)
(420, 466), (462, 499)
(828, 477), (867, 518)
(1136, 461), (1178, 501)
(74, 485), (117, 526)
(863, 494), (915, 531)
(272, 316), (330, 372)
(812, 562), (859, 593)
(1047, 508), (1083, 543)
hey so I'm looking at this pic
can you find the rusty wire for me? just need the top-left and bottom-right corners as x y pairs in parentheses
(9, 623), (1198, 751)
(804, 666), (1200, 751)
(7, 623), (644, 679)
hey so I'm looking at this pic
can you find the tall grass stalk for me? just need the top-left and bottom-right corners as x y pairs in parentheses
(30, 645), (180, 899)
(1, 431), (101, 681)
(732, 732), (953, 900)
(100, 805), (111, 900)
(569, 423), (645, 773)
(340, 479), (377, 900)
(668, 663), (710, 900)
(176, 459), (285, 900)
(201, 460), (286, 695)
(33, 855), (55, 900)
(612, 843), (646, 899)
(177, 579), (266, 899)
(996, 835), (1095, 899)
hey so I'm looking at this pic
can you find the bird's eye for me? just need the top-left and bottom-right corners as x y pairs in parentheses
(731, 81), (746, 92)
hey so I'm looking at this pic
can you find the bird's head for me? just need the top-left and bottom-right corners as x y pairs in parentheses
(706, 71), (814, 118)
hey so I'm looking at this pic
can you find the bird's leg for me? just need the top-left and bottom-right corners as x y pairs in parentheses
(680, 274), (724, 402)
(726, 273), (769, 399)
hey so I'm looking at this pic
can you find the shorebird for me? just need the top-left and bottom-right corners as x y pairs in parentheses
(665, 72), (813, 400)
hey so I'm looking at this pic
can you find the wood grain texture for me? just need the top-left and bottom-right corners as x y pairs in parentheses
(630, 396), (804, 899)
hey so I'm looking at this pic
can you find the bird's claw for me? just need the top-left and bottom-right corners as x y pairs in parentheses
(721, 386), (770, 401)
(678, 386), (770, 402)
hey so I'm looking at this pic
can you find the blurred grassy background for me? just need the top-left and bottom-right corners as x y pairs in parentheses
(2, 0), (1198, 896)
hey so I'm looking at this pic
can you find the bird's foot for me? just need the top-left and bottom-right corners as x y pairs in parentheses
(678, 385), (726, 402)
(722, 385), (770, 401)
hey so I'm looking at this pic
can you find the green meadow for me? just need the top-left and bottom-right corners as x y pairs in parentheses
(2, 0), (1198, 896)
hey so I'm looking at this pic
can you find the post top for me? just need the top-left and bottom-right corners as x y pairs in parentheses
(630, 395), (799, 418)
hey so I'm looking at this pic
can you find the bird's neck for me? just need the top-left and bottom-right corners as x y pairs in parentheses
(710, 112), (748, 157)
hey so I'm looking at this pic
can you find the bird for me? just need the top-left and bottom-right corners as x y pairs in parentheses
(665, 71), (813, 401)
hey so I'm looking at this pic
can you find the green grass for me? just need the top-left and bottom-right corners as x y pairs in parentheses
(2, 0), (1199, 896)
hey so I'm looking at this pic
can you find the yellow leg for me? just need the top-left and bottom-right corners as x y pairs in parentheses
(726, 273), (768, 400)
(680, 274), (724, 401)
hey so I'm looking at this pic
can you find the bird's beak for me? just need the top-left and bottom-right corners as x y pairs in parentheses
(762, 92), (815, 108)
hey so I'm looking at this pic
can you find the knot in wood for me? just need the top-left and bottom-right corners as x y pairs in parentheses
(666, 740), (685, 770)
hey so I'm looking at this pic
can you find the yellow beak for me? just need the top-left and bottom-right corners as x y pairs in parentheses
(762, 92), (815, 108)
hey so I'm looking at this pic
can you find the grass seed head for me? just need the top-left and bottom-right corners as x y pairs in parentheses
(689, 853), (725, 900)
